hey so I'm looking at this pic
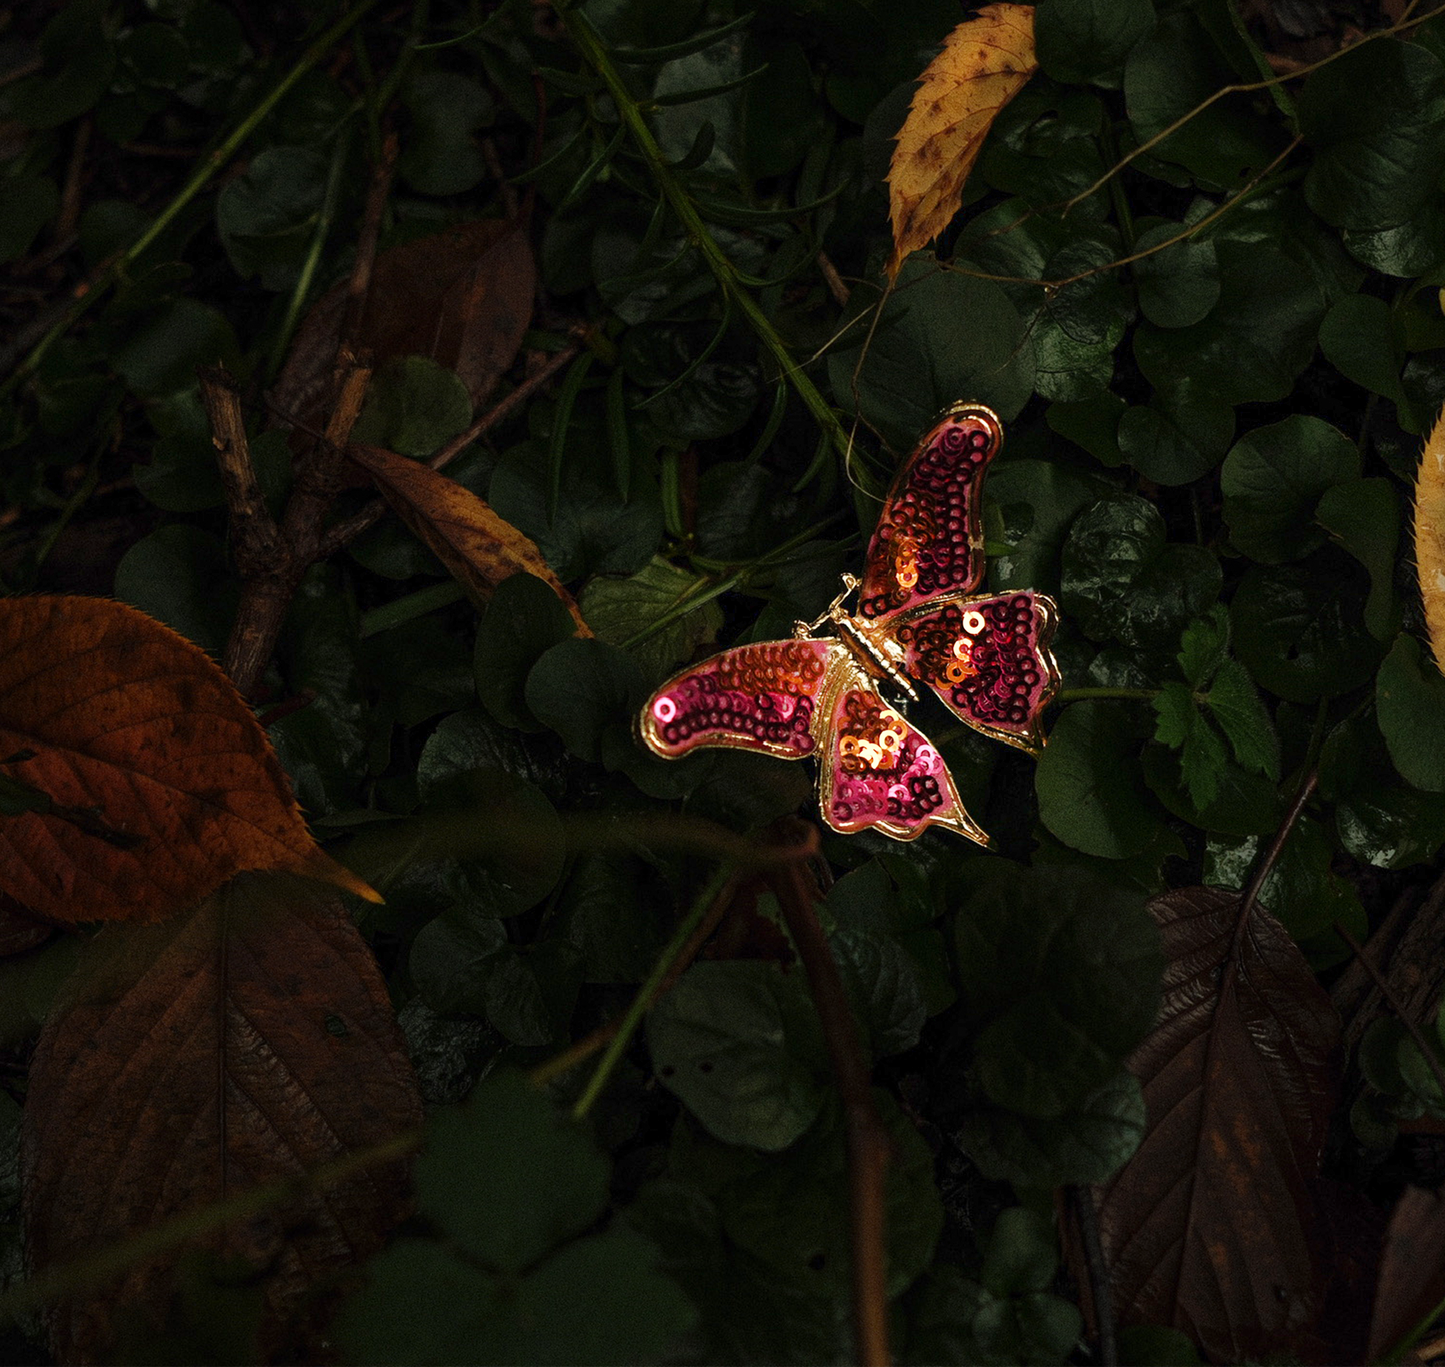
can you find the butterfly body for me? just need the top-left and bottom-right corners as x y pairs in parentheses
(638, 403), (1061, 844)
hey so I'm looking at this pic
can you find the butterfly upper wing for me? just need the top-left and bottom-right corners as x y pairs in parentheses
(816, 669), (989, 845)
(857, 403), (1003, 622)
(892, 590), (1061, 751)
(639, 638), (833, 760)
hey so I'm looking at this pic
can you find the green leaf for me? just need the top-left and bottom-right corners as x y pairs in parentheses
(1116, 391), (1233, 486)
(828, 257), (1035, 447)
(1300, 38), (1445, 232)
(482, 940), (584, 1046)
(1132, 224), (1220, 329)
(216, 146), (329, 291)
(1035, 701), (1163, 859)
(0, 176), (60, 264)
(647, 960), (827, 1151)
(1231, 558), (1382, 702)
(1141, 741), (1282, 836)
(1205, 657), (1280, 779)
(961, 1068), (1148, 1186)
(489, 436), (663, 582)
(1342, 205), (1445, 280)
(1177, 605), (1229, 687)
(985, 459), (1113, 595)
(1150, 681), (1194, 750)
(554, 853), (668, 985)
(526, 637), (649, 766)
(111, 299), (243, 398)
(1035, 0), (1155, 85)
(112, 524), (235, 657)
(1376, 633), (1445, 792)
(350, 356), (473, 459)
(400, 70), (494, 197)
(10, 0), (115, 128)
(333, 1240), (494, 1365)
(717, 1092), (943, 1297)
(1336, 784), (1445, 870)
(904, 1261), (1082, 1367)
(831, 928), (927, 1059)
(579, 556), (723, 680)
(1046, 390), (1126, 468)
(955, 860), (1161, 1109)
(417, 1069), (609, 1272)
(1221, 413), (1360, 562)
(1124, 6), (1282, 184)
(475, 572), (579, 732)
(409, 907), (508, 1015)
(1315, 477), (1401, 641)
(1318, 294), (1407, 403)
(1134, 242), (1324, 406)
(1059, 492), (1164, 639)
(472, 1226), (694, 1365)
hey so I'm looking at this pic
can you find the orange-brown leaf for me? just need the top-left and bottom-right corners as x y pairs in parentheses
(1367, 1185), (1445, 1361)
(347, 442), (592, 633)
(272, 218), (535, 428)
(886, 4), (1037, 280)
(0, 596), (376, 922)
(23, 875), (423, 1363)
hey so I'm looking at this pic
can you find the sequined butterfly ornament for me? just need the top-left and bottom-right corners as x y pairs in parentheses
(638, 403), (1061, 844)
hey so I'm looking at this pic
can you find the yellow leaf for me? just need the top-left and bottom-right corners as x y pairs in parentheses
(347, 442), (592, 636)
(1416, 406), (1445, 673)
(887, 4), (1038, 280)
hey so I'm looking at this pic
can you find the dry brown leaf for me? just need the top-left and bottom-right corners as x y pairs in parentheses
(272, 218), (535, 431)
(0, 596), (377, 922)
(23, 874), (423, 1363)
(887, 4), (1037, 279)
(1367, 1185), (1445, 1361)
(1093, 886), (1341, 1363)
(1416, 404), (1445, 673)
(346, 441), (592, 633)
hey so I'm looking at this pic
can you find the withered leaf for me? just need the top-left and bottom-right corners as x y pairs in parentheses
(887, 3), (1037, 280)
(23, 874), (423, 1363)
(1367, 1184), (1445, 1361)
(346, 442), (592, 633)
(0, 596), (376, 922)
(1416, 404), (1445, 672)
(1094, 887), (1341, 1363)
(272, 218), (535, 429)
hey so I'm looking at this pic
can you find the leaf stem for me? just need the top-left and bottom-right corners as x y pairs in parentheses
(560, 9), (849, 460)
(569, 862), (737, 1118)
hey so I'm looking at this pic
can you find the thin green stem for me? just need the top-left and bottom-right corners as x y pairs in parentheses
(572, 863), (735, 1119)
(359, 581), (465, 637)
(267, 123), (354, 383)
(1055, 687), (1159, 704)
(2, 0), (380, 397)
(560, 10), (849, 461)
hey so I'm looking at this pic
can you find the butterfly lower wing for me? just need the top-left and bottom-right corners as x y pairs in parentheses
(893, 590), (1061, 752)
(639, 638), (831, 759)
(817, 676), (989, 845)
(856, 403), (1003, 622)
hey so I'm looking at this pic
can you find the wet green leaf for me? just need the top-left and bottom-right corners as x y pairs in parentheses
(647, 960), (827, 1151)
(1036, 701), (1163, 859)
(1035, 0), (1155, 85)
(1376, 633), (1445, 792)
(580, 556), (723, 680)
(475, 572), (580, 732)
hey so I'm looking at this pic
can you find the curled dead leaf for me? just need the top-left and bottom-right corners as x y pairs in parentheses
(272, 218), (535, 432)
(1093, 886), (1341, 1363)
(886, 3), (1037, 279)
(346, 442), (592, 633)
(23, 874), (423, 1363)
(0, 596), (376, 922)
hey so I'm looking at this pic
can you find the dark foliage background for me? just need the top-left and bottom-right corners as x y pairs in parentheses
(4, 0), (1445, 1362)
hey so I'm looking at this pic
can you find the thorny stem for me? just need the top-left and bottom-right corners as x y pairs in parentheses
(1237, 769), (1319, 935)
(560, 9), (850, 461)
(768, 840), (892, 1367)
